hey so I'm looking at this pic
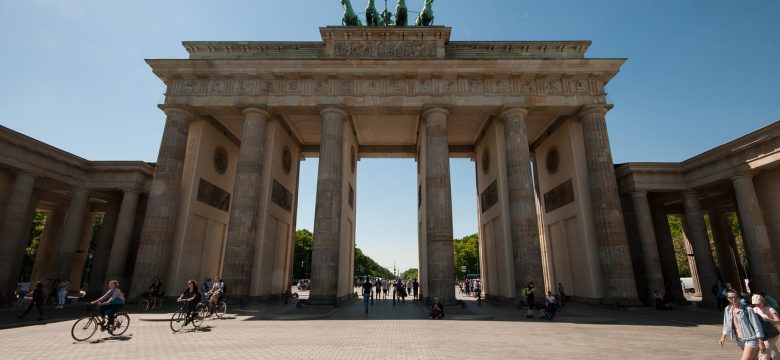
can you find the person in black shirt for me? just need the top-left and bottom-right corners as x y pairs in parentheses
(177, 279), (200, 325)
(17, 282), (44, 321)
(362, 278), (372, 314)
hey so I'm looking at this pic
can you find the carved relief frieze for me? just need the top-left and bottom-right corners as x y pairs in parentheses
(332, 40), (437, 59)
(170, 75), (601, 98)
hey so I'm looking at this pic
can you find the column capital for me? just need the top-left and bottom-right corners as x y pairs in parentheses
(13, 169), (37, 178)
(630, 190), (649, 198)
(159, 105), (195, 119)
(71, 187), (90, 195)
(731, 173), (754, 182)
(498, 107), (529, 120)
(242, 107), (273, 119)
(682, 189), (699, 196)
(421, 107), (450, 119)
(319, 107), (349, 119)
(576, 104), (613, 119)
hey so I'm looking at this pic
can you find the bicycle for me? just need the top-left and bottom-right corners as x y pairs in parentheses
(138, 291), (164, 311)
(200, 297), (227, 319)
(170, 300), (208, 332)
(71, 304), (130, 341)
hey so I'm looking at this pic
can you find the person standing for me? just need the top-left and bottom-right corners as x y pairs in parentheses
(412, 279), (419, 300)
(752, 294), (780, 360)
(720, 290), (766, 358)
(381, 280), (389, 300)
(713, 279), (727, 311)
(558, 282), (566, 308)
(17, 282), (44, 321)
(362, 277), (372, 314)
(56, 279), (69, 309)
(524, 282), (538, 319)
(375, 279), (382, 301)
(149, 277), (163, 309)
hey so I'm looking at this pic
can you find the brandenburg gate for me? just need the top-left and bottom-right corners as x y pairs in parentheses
(129, 26), (639, 306)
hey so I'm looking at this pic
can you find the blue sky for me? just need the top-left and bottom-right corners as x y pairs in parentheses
(1, 1), (778, 273)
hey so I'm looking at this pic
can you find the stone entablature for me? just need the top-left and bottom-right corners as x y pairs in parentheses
(615, 121), (780, 193)
(0, 125), (154, 191)
(183, 27), (589, 61)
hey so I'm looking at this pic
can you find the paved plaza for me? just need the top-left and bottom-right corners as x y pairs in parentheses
(0, 289), (743, 359)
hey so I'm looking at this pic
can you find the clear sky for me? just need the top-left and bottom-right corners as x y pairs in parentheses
(1, 1), (778, 274)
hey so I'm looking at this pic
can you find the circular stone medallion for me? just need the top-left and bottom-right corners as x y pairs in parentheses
(214, 146), (228, 175)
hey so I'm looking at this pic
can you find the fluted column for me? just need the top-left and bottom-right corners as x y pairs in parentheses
(630, 191), (665, 296)
(422, 108), (456, 305)
(130, 106), (192, 297)
(223, 108), (271, 299)
(650, 202), (686, 304)
(309, 108), (347, 305)
(732, 175), (780, 295)
(104, 190), (141, 287)
(682, 191), (717, 306)
(579, 106), (639, 304)
(501, 108), (543, 298)
(0, 171), (37, 301)
(53, 187), (90, 279)
(708, 210), (743, 290)
(30, 207), (66, 282)
(86, 201), (120, 298)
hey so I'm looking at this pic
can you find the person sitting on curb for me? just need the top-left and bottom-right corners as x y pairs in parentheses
(430, 297), (444, 319)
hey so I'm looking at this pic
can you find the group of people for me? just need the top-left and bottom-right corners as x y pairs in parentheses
(520, 282), (565, 320)
(460, 279), (481, 297)
(16, 278), (73, 321)
(713, 279), (780, 359)
(359, 277), (420, 313)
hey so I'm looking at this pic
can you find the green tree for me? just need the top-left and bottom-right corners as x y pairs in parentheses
(293, 229), (313, 279)
(401, 268), (418, 280)
(354, 247), (393, 279)
(453, 233), (480, 280)
(19, 210), (47, 280)
(669, 215), (691, 277)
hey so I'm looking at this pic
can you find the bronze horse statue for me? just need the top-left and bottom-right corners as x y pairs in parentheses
(414, 0), (434, 26)
(366, 0), (381, 26)
(395, 0), (408, 26)
(341, 0), (362, 26)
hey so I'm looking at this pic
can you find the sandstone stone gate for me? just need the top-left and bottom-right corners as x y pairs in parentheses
(3, 26), (777, 308)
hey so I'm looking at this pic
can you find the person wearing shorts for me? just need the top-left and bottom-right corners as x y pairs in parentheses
(720, 290), (766, 359)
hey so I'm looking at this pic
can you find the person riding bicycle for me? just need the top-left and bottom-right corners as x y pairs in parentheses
(90, 280), (125, 331)
(204, 275), (224, 315)
(177, 279), (200, 326)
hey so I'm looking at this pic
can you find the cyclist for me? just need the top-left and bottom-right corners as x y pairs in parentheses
(91, 280), (125, 331)
(205, 275), (224, 315)
(177, 279), (200, 325)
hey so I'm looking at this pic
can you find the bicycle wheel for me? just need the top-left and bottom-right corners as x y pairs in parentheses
(109, 313), (130, 336)
(215, 301), (226, 318)
(194, 303), (208, 327)
(71, 317), (97, 342)
(169, 310), (186, 332)
(138, 299), (150, 312)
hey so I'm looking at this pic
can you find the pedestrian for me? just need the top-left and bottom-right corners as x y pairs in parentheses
(56, 279), (69, 309)
(362, 277), (372, 314)
(149, 277), (163, 309)
(382, 280), (389, 299)
(752, 294), (780, 360)
(713, 279), (727, 311)
(17, 282), (44, 321)
(375, 279), (382, 300)
(761, 292), (780, 310)
(430, 297), (444, 319)
(558, 282), (566, 308)
(523, 282), (538, 319)
(546, 290), (558, 311)
(412, 279), (419, 300)
(719, 290), (767, 358)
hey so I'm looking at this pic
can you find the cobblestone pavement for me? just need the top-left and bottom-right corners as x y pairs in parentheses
(0, 289), (742, 359)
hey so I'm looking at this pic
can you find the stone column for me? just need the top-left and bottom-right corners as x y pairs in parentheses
(650, 202), (686, 304)
(0, 171), (36, 301)
(223, 108), (271, 299)
(30, 207), (66, 282)
(309, 108), (347, 305)
(630, 191), (665, 296)
(52, 187), (90, 280)
(68, 212), (100, 291)
(708, 210), (743, 289)
(579, 106), (639, 304)
(422, 108), (456, 305)
(501, 108), (543, 298)
(86, 201), (120, 298)
(130, 107), (192, 297)
(104, 190), (141, 287)
(682, 191), (717, 306)
(680, 221), (703, 296)
(732, 175), (780, 295)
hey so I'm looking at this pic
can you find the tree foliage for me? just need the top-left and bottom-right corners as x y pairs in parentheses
(401, 268), (418, 280)
(668, 213), (749, 280)
(453, 233), (480, 280)
(354, 247), (394, 279)
(292, 228), (393, 280)
(19, 210), (47, 280)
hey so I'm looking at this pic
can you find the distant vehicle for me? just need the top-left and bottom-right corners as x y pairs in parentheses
(680, 277), (695, 293)
(297, 279), (310, 291)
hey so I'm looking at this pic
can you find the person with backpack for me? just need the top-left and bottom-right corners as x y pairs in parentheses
(205, 275), (224, 315)
(17, 281), (45, 321)
(720, 290), (766, 358)
(522, 282), (538, 319)
(752, 294), (780, 360)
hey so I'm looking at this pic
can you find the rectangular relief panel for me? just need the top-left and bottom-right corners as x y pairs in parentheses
(480, 179), (498, 213)
(543, 179), (574, 213)
(197, 178), (231, 212)
(271, 179), (293, 212)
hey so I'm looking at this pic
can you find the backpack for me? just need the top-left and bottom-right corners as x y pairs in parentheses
(520, 288), (528, 301)
(757, 313), (780, 339)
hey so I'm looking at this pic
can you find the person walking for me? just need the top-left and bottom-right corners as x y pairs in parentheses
(558, 282), (566, 308)
(752, 294), (780, 360)
(381, 280), (389, 300)
(720, 290), (766, 359)
(412, 279), (419, 299)
(362, 277), (372, 314)
(149, 277), (163, 309)
(713, 279), (727, 311)
(17, 282), (44, 321)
